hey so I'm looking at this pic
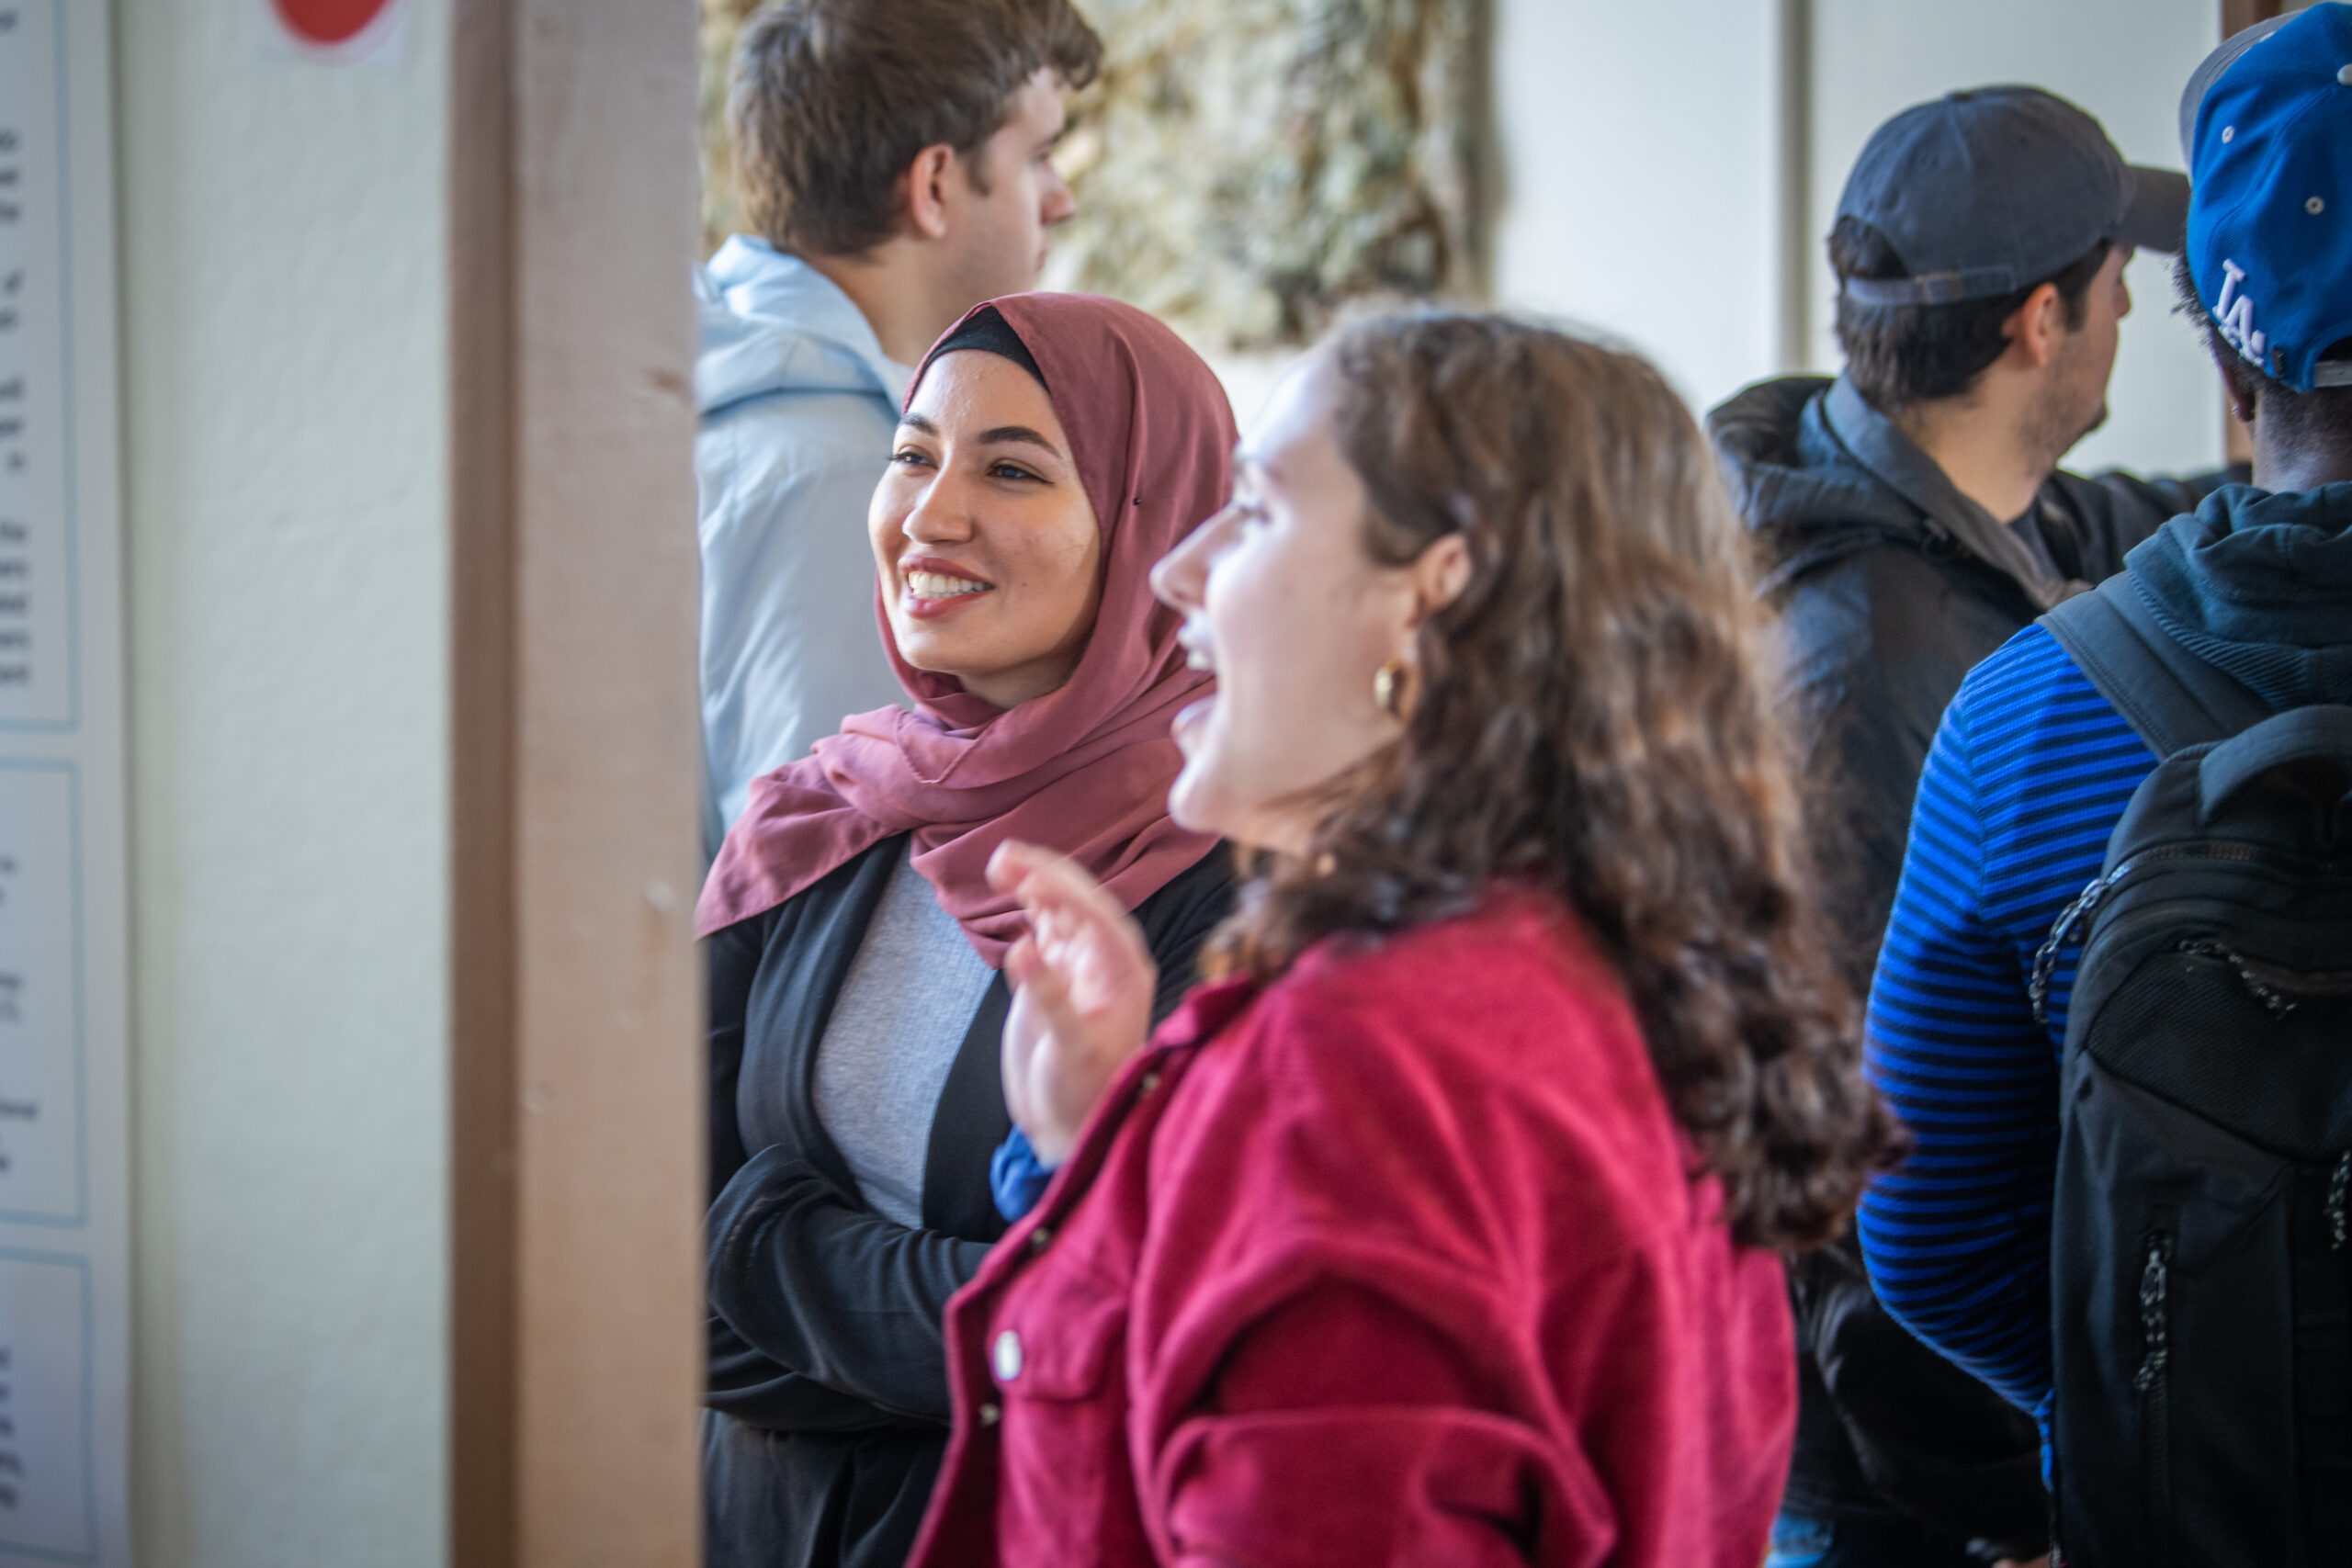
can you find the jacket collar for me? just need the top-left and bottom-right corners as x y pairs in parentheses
(696, 236), (913, 412)
(1822, 376), (2075, 611)
(1150, 973), (1259, 1054)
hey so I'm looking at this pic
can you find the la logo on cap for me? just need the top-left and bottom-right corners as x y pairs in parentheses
(2213, 259), (2268, 366)
(2181, 3), (2352, 390)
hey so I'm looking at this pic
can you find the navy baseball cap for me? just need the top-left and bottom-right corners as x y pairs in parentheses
(1836, 86), (2188, 308)
(2178, 3), (2352, 391)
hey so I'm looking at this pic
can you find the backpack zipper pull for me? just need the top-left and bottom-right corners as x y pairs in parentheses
(2033, 869), (2123, 1025)
(2329, 1153), (2350, 1252)
(2175, 939), (2300, 1020)
(2133, 1232), (2172, 1392)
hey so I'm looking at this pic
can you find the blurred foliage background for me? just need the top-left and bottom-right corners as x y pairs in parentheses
(698, 0), (1485, 351)
(700, 0), (763, 254)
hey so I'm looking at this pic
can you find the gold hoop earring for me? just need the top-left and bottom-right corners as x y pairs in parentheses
(1373, 658), (1408, 719)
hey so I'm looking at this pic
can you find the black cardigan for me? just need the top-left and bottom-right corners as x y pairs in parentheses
(702, 836), (1236, 1568)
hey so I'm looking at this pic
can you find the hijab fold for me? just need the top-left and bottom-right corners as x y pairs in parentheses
(695, 294), (1237, 964)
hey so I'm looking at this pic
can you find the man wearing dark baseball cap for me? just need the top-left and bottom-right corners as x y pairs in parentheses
(1860, 7), (2352, 1566)
(1713, 86), (2225, 1568)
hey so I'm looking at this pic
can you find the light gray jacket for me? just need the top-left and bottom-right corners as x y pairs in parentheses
(696, 237), (911, 854)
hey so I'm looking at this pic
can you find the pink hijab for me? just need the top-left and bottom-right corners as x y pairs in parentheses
(695, 293), (1235, 964)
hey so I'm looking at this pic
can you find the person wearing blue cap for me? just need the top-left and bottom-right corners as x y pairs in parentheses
(1710, 84), (2225, 1568)
(1860, 6), (2352, 1564)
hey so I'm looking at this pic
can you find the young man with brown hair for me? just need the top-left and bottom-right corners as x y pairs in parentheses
(697, 0), (1102, 857)
(1708, 87), (2221, 1568)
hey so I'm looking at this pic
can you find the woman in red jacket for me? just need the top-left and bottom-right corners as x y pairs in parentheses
(907, 311), (1899, 1568)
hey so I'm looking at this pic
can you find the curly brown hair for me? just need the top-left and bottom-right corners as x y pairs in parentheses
(1202, 310), (1901, 1251)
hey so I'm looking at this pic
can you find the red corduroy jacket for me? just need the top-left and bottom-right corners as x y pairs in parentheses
(906, 891), (1795, 1568)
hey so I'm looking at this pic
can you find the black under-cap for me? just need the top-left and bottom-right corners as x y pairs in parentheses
(930, 304), (1049, 391)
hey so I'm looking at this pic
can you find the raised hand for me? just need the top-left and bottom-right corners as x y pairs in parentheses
(988, 840), (1158, 1167)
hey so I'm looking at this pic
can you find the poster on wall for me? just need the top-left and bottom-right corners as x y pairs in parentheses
(0, 1), (131, 1564)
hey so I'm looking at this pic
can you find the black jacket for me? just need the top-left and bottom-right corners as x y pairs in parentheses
(1708, 374), (2232, 1558)
(1711, 375), (2222, 979)
(702, 838), (1237, 1568)
(1784, 1237), (2047, 1555)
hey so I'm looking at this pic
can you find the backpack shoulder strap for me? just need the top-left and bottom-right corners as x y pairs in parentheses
(2039, 575), (2273, 758)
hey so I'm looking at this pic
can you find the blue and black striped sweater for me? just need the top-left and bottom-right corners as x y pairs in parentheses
(1857, 623), (2148, 1421)
(1860, 481), (2352, 1421)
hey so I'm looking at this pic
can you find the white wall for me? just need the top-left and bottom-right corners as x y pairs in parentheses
(1489, 0), (1788, 417)
(1809, 0), (2222, 473)
(1482, 0), (2227, 476)
(1212, 0), (1789, 434)
(116, 1), (451, 1563)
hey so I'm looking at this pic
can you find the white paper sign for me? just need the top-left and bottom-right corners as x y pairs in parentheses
(0, 1), (130, 1563)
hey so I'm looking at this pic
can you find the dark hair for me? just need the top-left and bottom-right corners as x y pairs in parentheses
(1202, 310), (1902, 1252)
(729, 0), (1103, 258)
(1831, 216), (2111, 410)
(2172, 250), (2352, 446)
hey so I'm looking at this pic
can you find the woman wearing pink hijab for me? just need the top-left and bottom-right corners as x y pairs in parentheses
(695, 295), (1238, 1568)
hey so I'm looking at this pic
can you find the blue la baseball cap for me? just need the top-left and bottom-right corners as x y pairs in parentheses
(1836, 87), (2188, 309)
(2180, 2), (2352, 391)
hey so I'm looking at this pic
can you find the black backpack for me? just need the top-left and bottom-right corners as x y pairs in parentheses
(2035, 576), (2352, 1568)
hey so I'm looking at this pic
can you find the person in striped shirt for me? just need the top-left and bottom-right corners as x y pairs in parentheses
(1712, 88), (2211, 1568)
(1861, 0), (2352, 1472)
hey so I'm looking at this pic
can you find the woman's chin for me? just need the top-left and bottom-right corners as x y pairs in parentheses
(1166, 768), (1218, 835)
(893, 629), (977, 684)
(1166, 728), (1231, 835)
(1170, 694), (1216, 750)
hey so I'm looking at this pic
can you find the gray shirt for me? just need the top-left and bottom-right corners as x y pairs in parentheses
(812, 844), (996, 1227)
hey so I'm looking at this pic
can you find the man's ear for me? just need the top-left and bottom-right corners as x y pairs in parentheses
(2217, 351), (2264, 426)
(2001, 281), (2067, 371)
(899, 142), (956, 243)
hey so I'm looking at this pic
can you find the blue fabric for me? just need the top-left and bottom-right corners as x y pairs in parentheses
(1860, 481), (2352, 1420)
(989, 1125), (1055, 1224)
(696, 237), (915, 855)
(1765, 1513), (1837, 1568)
(2130, 482), (2352, 707)
(1764, 1512), (1984, 1568)
(1858, 623), (2152, 1422)
(2184, 3), (2352, 392)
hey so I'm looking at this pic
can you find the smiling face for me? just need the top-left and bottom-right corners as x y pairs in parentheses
(1149, 354), (1426, 854)
(871, 349), (1103, 709)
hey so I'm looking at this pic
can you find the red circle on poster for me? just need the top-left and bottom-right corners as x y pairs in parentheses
(271, 0), (395, 46)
